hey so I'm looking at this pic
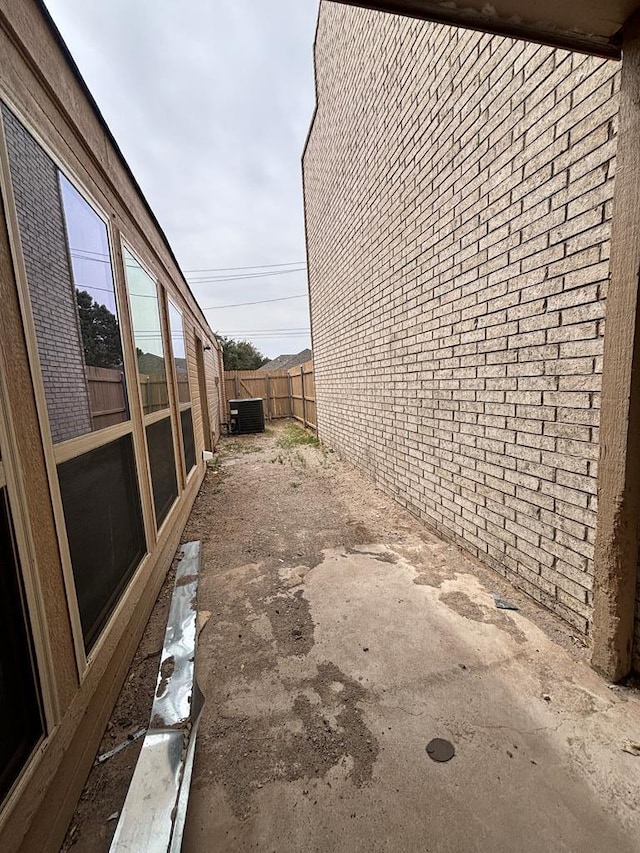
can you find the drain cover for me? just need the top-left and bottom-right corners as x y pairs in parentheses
(426, 738), (455, 762)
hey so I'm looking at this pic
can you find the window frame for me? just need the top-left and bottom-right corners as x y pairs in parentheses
(0, 101), (152, 677)
(56, 170), (132, 440)
(121, 240), (182, 532)
(0, 94), (207, 696)
(167, 299), (198, 485)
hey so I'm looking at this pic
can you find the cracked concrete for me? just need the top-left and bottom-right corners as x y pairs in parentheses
(182, 422), (640, 853)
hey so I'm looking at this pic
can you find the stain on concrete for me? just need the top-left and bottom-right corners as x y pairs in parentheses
(439, 590), (527, 644)
(345, 547), (399, 564)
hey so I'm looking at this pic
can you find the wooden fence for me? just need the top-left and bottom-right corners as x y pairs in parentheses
(288, 360), (316, 431)
(224, 359), (316, 430)
(85, 365), (127, 431)
(139, 374), (170, 414)
(86, 366), (173, 429)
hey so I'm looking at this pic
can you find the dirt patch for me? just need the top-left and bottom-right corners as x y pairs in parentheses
(182, 424), (393, 824)
(196, 660), (378, 819)
(439, 590), (527, 644)
(176, 572), (198, 587)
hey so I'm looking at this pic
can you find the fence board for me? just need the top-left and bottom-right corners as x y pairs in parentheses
(85, 365), (127, 431)
(224, 369), (292, 420)
(288, 360), (315, 430)
(223, 362), (315, 429)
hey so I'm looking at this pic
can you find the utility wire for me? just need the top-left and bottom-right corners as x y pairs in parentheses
(217, 328), (310, 333)
(218, 334), (310, 339)
(184, 260), (306, 273)
(69, 248), (307, 280)
(187, 268), (305, 284)
(203, 293), (306, 310)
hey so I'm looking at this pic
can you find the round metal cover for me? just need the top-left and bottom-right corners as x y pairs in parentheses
(426, 738), (455, 762)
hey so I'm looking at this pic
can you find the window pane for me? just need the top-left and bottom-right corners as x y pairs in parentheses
(168, 301), (190, 403)
(146, 416), (178, 527)
(58, 435), (146, 651)
(181, 407), (196, 474)
(2, 106), (129, 442)
(0, 487), (44, 804)
(123, 248), (169, 415)
(59, 175), (128, 430)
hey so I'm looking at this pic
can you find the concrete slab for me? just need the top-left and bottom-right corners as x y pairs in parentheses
(182, 424), (640, 853)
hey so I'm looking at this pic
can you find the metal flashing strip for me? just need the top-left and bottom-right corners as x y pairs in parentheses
(109, 540), (203, 853)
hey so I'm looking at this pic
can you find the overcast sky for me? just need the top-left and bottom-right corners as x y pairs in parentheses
(44, 0), (319, 359)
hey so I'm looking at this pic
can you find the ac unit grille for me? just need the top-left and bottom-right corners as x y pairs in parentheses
(229, 398), (265, 434)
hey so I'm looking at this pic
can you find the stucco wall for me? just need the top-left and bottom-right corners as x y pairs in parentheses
(304, 2), (620, 635)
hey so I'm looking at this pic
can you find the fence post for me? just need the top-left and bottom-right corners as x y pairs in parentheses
(234, 371), (240, 399)
(300, 366), (307, 429)
(265, 373), (271, 421)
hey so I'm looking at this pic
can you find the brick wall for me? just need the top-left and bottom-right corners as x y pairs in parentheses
(303, 3), (620, 635)
(3, 106), (92, 443)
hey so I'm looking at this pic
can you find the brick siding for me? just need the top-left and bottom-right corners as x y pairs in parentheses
(3, 106), (92, 443)
(303, 3), (620, 636)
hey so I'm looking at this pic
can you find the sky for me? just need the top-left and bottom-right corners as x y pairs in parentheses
(44, 0), (320, 360)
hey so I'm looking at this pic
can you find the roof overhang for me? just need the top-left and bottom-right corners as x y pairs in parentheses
(334, 1), (640, 59)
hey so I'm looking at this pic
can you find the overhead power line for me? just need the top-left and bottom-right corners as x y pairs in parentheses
(219, 333), (310, 339)
(188, 268), (306, 284)
(184, 260), (306, 273)
(203, 293), (307, 310)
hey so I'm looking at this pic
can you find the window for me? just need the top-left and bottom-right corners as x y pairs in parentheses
(168, 302), (190, 405)
(0, 485), (44, 803)
(123, 247), (178, 527)
(145, 417), (178, 527)
(168, 302), (196, 476)
(181, 408), (196, 474)
(123, 248), (169, 415)
(58, 435), (146, 650)
(2, 105), (129, 443)
(2, 106), (146, 657)
(59, 175), (129, 431)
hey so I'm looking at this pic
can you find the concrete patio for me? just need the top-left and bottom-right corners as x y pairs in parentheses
(181, 422), (640, 853)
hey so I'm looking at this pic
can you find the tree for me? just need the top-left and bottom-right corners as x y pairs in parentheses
(76, 290), (123, 368)
(218, 335), (269, 370)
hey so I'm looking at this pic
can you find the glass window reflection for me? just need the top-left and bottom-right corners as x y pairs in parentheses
(58, 174), (129, 433)
(123, 248), (169, 415)
(168, 301), (190, 404)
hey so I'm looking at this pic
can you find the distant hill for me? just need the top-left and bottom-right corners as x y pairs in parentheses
(258, 349), (312, 372)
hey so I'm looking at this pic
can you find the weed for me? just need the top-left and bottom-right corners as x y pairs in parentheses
(276, 423), (320, 449)
(290, 481), (301, 489)
(222, 439), (260, 455)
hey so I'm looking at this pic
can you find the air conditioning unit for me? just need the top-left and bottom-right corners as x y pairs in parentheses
(229, 398), (265, 435)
